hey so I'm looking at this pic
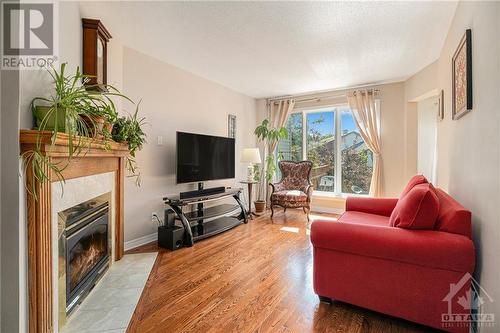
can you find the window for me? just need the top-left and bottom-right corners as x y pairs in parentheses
(277, 113), (302, 161)
(340, 109), (373, 195)
(277, 106), (374, 195)
(307, 111), (335, 192)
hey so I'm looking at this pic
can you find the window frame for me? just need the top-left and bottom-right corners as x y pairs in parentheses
(279, 101), (379, 197)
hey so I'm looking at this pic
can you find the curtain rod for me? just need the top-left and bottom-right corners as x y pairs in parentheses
(268, 89), (380, 104)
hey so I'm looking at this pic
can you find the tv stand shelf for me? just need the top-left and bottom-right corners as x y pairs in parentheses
(163, 188), (247, 247)
(182, 204), (241, 223)
(192, 216), (243, 241)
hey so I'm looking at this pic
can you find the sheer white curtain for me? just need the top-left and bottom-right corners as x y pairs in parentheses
(347, 90), (382, 197)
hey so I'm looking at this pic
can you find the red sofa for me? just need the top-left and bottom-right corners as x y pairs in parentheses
(310, 186), (475, 333)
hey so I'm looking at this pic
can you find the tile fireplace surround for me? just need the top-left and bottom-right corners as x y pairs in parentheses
(20, 130), (129, 333)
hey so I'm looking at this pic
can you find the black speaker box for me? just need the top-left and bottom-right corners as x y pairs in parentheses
(158, 225), (185, 250)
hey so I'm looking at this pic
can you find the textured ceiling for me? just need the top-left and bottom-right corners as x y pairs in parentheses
(79, 1), (457, 98)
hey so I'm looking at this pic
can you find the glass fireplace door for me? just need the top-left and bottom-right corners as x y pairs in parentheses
(66, 210), (109, 304)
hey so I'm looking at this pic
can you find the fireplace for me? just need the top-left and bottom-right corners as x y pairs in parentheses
(58, 193), (111, 315)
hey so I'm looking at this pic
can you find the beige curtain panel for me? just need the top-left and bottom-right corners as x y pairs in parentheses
(261, 98), (295, 201)
(269, 99), (296, 153)
(347, 90), (382, 197)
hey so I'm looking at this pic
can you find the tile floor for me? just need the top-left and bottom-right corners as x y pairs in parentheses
(61, 253), (157, 333)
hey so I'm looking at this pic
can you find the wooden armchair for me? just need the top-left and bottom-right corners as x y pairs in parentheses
(269, 160), (313, 220)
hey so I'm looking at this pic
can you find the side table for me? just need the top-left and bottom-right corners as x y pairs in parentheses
(240, 181), (258, 219)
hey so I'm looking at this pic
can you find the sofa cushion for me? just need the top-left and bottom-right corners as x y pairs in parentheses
(434, 188), (472, 238)
(389, 183), (439, 229)
(400, 175), (428, 198)
(339, 211), (390, 227)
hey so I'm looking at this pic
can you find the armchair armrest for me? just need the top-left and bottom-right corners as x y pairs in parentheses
(310, 220), (475, 273)
(345, 197), (398, 217)
(304, 184), (313, 201)
(269, 181), (287, 194)
(269, 182), (278, 194)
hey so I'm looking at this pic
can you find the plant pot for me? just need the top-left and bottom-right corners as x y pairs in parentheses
(94, 116), (106, 133)
(80, 114), (108, 138)
(102, 120), (113, 135)
(33, 105), (75, 133)
(254, 200), (266, 214)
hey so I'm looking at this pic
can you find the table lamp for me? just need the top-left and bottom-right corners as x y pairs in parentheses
(240, 148), (261, 181)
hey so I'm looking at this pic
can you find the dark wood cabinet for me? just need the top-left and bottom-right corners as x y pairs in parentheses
(82, 18), (112, 87)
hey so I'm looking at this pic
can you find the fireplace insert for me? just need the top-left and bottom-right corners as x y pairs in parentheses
(59, 194), (110, 312)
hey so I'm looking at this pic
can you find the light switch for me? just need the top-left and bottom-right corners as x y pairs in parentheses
(157, 135), (163, 146)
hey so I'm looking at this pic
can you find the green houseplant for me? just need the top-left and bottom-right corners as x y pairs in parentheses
(22, 63), (140, 198)
(253, 118), (288, 212)
(112, 102), (147, 185)
(31, 63), (128, 137)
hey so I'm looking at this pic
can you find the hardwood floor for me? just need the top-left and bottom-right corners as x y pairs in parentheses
(126, 209), (437, 333)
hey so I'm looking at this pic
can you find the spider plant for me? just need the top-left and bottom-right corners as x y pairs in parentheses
(23, 63), (135, 199)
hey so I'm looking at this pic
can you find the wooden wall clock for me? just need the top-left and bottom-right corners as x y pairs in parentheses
(82, 18), (112, 88)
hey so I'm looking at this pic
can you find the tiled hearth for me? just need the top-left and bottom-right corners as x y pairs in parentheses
(61, 253), (157, 333)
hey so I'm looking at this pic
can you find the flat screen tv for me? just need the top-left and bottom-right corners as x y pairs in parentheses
(176, 132), (235, 184)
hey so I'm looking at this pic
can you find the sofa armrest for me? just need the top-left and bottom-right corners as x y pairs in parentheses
(310, 220), (475, 273)
(345, 197), (398, 217)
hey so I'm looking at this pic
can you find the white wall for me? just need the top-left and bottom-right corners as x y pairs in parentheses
(417, 96), (438, 183)
(121, 47), (257, 242)
(405, 2), (500, 330)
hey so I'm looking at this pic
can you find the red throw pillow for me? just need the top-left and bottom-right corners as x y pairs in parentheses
(400, 175), (428, 198)
(389, 183), (439, 229)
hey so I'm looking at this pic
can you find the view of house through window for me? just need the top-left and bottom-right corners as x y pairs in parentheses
(277, 106), (374, 195)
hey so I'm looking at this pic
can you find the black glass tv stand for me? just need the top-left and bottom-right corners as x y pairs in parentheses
(163, 187), (247, 247)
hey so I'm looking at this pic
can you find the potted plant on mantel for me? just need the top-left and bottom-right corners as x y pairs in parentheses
(22, 63), (146, 198)
(111, 102), (147, 185)
(253, 118), (288, 213)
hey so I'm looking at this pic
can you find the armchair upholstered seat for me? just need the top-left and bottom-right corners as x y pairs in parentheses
(270, 160), (313, 220)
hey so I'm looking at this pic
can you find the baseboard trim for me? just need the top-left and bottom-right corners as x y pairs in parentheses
(124, 232), (157, 251)
(311, 206), (345, 215)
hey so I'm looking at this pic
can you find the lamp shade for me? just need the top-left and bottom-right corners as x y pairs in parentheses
(240, 148), (261, 163)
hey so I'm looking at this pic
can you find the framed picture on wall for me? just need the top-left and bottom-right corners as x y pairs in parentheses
(452, 29), (472, 120)
(228, 114), (236, 138)
(437, 89), (444, 121)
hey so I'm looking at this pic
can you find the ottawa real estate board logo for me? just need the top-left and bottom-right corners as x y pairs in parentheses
(1, 1), (58, 69)
(442, 272), (495, 330)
